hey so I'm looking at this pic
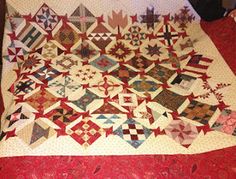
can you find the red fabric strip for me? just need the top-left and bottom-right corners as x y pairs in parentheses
(0, 146), (236, 178)
(187, 63), (209, 69)
(183, 69), (205, 75)
(201, 57), (213, 63)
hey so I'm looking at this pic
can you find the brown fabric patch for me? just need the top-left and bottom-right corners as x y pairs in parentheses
(153, 89), (187, 111)
(147, 65), (175, 83)
(181, 100), (217, 124)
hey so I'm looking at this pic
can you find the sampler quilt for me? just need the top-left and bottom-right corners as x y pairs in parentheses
(1, 0), (236, 157)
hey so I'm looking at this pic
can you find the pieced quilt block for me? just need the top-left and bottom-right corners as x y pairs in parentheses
(17, 22), (46, 50)
(147, 64), (175, 83)
(69, 118), (104, 148)
(31, 65), (61, 84)
(140, 6), (160, 30)
(88, 23), (115, 50)
(54, 24), (80, 50)
(17, 118), (56, 148)
(124, 25), (147, 46)
(3, 42), (28, 63)
(114, 119), (152, 148)
(72, 40), (99, 61)
(153, 89), (187, 111)
(69, 4), (97, 33)
(90, 55), (117, 72)
(25, 89), (58, 113)
(212, 109), (236, 136)
(34, 3), (60, 32)
(164, 120), (199, 148)
(181, 100), (217, 125)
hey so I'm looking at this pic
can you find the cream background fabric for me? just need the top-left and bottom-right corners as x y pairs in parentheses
(1, 0), (236, 157)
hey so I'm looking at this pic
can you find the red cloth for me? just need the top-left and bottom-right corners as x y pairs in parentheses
(0, 87), (4, 118)
(0, 146), (236, 178)
(201, 17), (236, 75)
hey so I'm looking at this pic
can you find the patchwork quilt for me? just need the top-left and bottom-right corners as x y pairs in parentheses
(1, 0), (236, 159)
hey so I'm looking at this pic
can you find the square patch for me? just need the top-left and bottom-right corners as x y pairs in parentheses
(147, 64), (175, 83)
(17, 118), (56, 148)
(119, 93), (138, 107)
(153, 89), (187, 111)
(170, 73), (196, 91)
(90, 55), (117, 72)
(181, 100), (217, 125)
(69, 118), (103, 148)
(32, 65), (60, 84)
(17, 22), (46, 50)
(212, 109), (236, 136)
(114, 119), (152, 148)
(34, 3), (59, 32)
(164, 119), (199, 148)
